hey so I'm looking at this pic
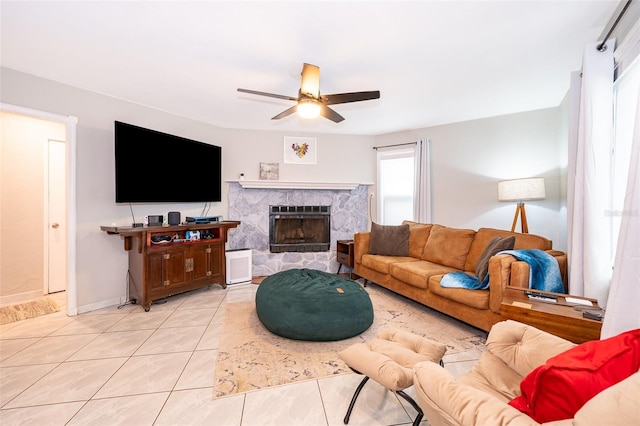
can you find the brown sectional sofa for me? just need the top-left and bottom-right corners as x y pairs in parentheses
(353, 221), (568, 331)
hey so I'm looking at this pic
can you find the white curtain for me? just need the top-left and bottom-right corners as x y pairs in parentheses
(567, 40), (615, 306)
(601, 83), (640, 338)
(413, 138), (432, 223)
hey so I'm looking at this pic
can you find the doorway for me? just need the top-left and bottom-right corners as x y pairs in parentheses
(0, 103), (78, 315)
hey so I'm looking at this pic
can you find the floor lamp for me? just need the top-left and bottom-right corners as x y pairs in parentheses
(498, 177), (545, 233)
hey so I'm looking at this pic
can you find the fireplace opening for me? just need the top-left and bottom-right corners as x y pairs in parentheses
(269, 205), (330, 253)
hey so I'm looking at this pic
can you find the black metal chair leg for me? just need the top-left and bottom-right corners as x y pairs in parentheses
(344, 376), (370, 424)
(397, 390), (424, 426)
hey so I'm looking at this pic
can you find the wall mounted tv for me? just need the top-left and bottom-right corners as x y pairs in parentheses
(115, 121), (222, 203)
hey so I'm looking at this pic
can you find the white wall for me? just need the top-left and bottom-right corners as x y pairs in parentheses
(373, 107), (566, 250)
(222, 128), (375, 183)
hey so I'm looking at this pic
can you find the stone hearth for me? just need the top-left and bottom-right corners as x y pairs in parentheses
(227, 182), (369, 276)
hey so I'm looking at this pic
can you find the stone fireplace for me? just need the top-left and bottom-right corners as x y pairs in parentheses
(226, 182), (369, 276)
(269, 205), (331, 253)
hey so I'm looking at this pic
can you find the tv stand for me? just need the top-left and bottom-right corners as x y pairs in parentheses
(102, 221), (240, 311)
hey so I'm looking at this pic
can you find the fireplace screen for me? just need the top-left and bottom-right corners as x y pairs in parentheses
(269, 205), (331, 253)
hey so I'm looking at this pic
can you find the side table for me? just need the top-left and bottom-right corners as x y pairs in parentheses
(336, 239), (358, 279)
(501, 286), (603, 344)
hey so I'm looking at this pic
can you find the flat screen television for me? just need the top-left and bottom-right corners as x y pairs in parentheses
(115, 121), (222, 203)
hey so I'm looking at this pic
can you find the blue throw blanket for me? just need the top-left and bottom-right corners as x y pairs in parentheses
(440, 249), (565, 293)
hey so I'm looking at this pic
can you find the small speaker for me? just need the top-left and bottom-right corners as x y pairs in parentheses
(147, 215), (163, 226)
(168, 211), (181, 225)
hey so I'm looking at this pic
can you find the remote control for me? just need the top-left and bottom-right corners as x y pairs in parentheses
(525, 291), (557, 300)
(527, 294), (557, 303)
(583, 310), (604, 321)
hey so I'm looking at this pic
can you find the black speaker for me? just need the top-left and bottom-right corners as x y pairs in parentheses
(168, 211), (181, 225)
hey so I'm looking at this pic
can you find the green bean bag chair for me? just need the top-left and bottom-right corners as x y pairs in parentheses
(256, 269), (373, 341)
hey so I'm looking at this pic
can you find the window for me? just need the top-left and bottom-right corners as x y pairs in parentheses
(377, 147), (415, 225)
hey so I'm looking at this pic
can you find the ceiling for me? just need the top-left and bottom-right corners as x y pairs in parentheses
(0, 1), (621, 136)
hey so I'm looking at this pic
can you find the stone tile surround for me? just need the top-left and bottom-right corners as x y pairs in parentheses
(226, 182), (369, 276)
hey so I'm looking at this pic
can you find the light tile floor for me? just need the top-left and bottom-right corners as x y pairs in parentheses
(0, 283), (483, 425)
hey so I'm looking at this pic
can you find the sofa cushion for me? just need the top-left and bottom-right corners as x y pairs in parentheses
(390, 260), (458, 289)
(458, 351), (524, 402)
(573, 372), (640, 425)
(508, 328), (640, 423)
(486, 320), (576, 378)
(422, 225), (476, 270)
(475, 236), (516, 283)
(402, 221), (433, 258)
(428, 276), (490, 310)
(361, 254), (418, 275)
(369, 222), (410, 256)
(464, 228), (552, 272)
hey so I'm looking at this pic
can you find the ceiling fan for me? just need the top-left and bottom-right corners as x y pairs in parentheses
(237, 63), (380, 123)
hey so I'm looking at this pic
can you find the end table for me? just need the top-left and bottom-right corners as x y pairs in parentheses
(336, 240), (358, 279)
(501, 286), (602, 344)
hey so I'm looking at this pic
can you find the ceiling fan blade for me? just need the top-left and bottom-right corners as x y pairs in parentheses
(320, 105), (345, 123)
(300, 63), (320, 98)
(237, 88), (297, 102)
(271, 105), (298, 120)
(321, 91), (381, 105)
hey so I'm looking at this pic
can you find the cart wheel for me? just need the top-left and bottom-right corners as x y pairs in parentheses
(130, 299), (137, 305)
(144, 306), (150, 312)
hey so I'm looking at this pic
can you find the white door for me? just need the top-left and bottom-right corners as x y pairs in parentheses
(47, 139), (66, 293)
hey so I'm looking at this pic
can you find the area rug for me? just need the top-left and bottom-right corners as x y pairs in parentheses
(0, 298), (60, 325)
(213, 284), (486, 397)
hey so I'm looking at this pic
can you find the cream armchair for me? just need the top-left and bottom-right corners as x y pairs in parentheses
(413, 320), (640, 426)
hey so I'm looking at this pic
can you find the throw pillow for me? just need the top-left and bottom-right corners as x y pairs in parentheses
(369, 222), (409, 256)
(508, 328), (640, 423)
(475, 236), (516, 283)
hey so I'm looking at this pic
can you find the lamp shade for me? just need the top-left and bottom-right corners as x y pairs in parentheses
(498, 177), (545, 202)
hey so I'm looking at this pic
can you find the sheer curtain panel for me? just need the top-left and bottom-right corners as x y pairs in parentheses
(413, 138), (432, 223)
(602, 71), (640, 338)
(567, 40), (615, 307)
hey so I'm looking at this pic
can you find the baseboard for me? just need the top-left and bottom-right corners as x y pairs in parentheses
(0, 290), (44, 306)
(76, 296), (123, 314)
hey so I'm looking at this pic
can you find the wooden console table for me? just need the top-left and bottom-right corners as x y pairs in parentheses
(102, 221), (240, 311)
(501, 287), (603, 344)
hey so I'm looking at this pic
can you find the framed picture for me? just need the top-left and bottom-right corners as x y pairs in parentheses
(284, 136), (317, 165)
(259, 162), (279, 180)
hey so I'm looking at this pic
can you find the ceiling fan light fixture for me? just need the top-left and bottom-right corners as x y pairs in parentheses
(238, 63), (380, 123)
(297, 99), (321, 119)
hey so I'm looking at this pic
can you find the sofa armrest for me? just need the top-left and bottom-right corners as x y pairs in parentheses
(413, 361), (542, 426)
(487, 250), (568, 313)
(353, 231), (371, 265)
(488, 254), (520, 313)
